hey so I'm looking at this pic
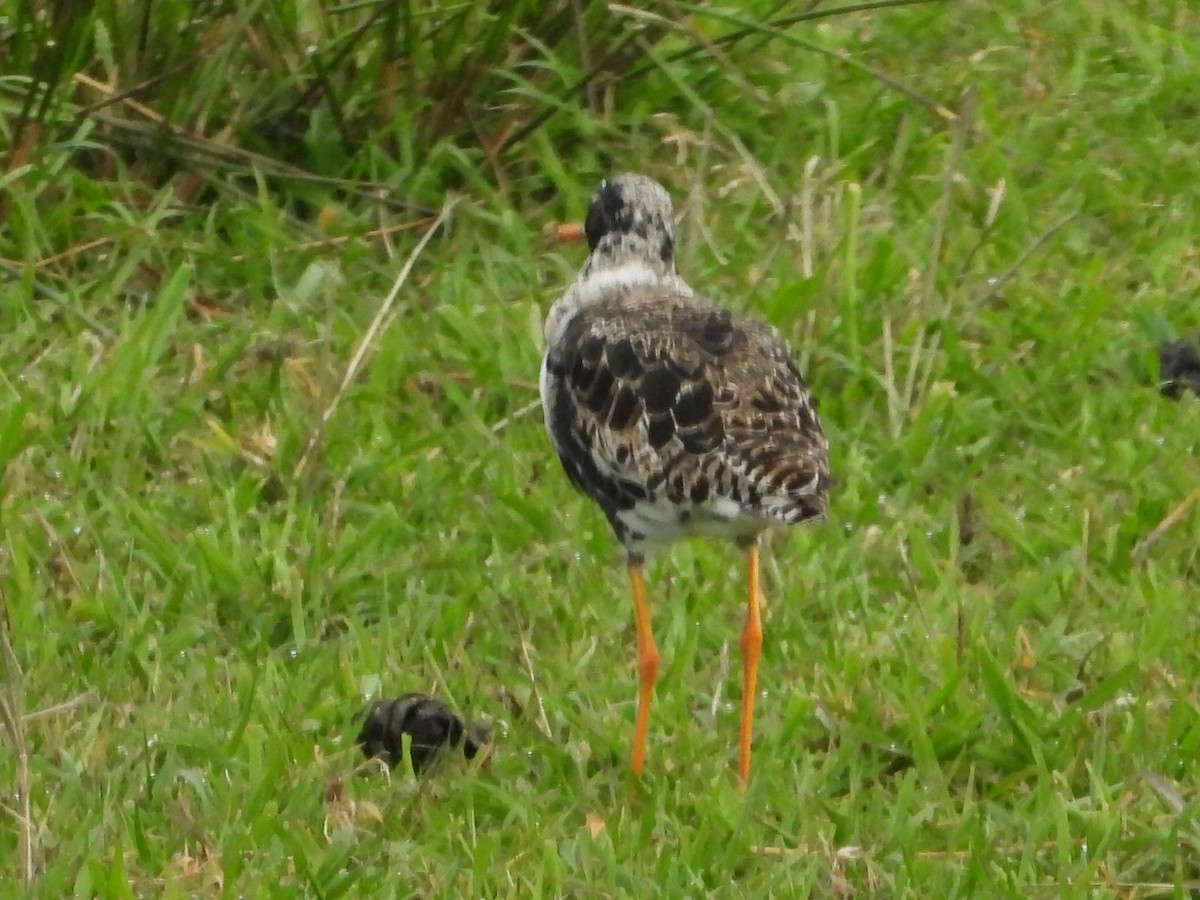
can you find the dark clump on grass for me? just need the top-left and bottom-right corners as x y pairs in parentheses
(357, 693), (490, 775)
(1159, 333), (1200, 400)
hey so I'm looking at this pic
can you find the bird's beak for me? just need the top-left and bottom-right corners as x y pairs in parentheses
(546, 222), (586, 243)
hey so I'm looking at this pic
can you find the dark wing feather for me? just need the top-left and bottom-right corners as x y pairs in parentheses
(545, 290), (829, 530)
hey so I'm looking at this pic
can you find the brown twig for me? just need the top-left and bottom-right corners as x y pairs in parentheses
(293, 197), (458, 483)
(518, 632), (554, 741)
(0, 237), (114, 272)
(1132, 487), (1200, 563)
(5, 216), (447, 274)
(976, 212), (1079, 307)
(22, 690), (97, 723)
(490, 398), (544, 435)
(230, 217), (438, 263)
(74, 61), (196, 116)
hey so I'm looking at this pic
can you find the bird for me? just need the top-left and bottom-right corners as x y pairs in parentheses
(539, 173), (831, 786)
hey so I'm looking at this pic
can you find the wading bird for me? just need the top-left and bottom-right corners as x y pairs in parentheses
(539, 174), (830, 785)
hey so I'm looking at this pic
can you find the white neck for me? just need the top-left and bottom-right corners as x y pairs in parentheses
(544, 260), (690, 351)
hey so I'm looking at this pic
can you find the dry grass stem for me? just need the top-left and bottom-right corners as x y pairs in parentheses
(293, 197), (459, 481)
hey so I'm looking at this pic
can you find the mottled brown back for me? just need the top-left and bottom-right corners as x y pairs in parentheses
(543, 287), (830, 545)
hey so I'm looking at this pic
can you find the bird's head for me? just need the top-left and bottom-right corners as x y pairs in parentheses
(583, 173), (677, 267)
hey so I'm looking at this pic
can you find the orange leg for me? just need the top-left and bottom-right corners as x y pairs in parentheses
(628, 558), (658, 777)
(738, 544), (764, 787)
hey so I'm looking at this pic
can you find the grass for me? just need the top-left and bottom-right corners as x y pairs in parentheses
(2, 0), (1200, 895)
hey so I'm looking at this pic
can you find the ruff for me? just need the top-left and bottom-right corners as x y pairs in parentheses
(538, 173), (831, 785)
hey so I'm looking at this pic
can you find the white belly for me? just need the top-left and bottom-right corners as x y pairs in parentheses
(616, 495), (765, 550)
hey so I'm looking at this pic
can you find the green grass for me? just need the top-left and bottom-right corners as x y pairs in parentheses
(3, 0), (1200, 896)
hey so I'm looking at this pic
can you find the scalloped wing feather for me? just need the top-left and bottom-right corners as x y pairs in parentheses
(544, 289), (829, 544)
